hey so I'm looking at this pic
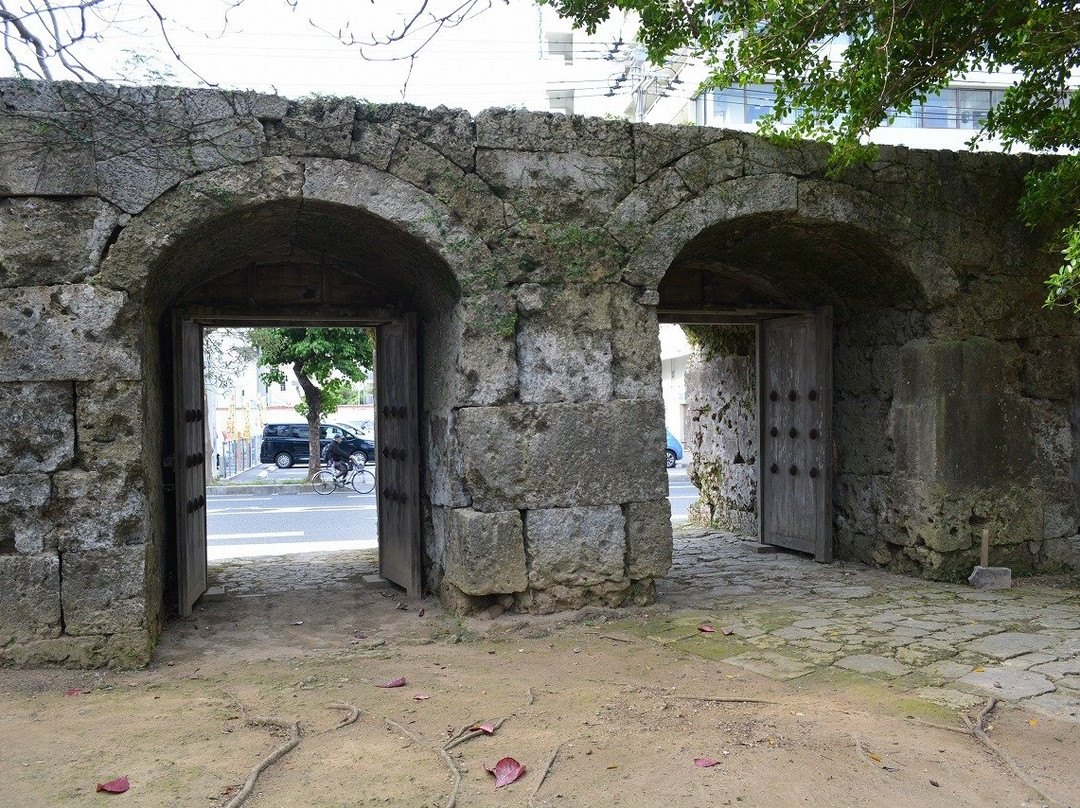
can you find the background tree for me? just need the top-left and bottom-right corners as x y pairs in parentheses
(0, 0), (500, 85)
(250, 327), (374, 477)
(545, 0), (1080, 309)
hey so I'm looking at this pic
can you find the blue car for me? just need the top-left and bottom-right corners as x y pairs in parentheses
(666, 430), (683, 469)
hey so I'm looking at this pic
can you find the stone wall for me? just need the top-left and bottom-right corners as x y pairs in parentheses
(683, 346), (758, 534)
(1, 77), (1077, 667)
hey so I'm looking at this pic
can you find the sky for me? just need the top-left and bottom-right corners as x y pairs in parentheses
(5, 0), (643, 113)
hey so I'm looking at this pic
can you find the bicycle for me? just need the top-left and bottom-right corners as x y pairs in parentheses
(311, 458), (375, 495)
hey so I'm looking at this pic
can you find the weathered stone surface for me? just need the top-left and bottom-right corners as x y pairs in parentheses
(684, 348), (757, 532)
(265, 97), (355, 159)
(966, 632), (1057, 660)
(525, 505), (626, 588)
(625, 500), (673, 579)
(632, 123), (739, 186)
(456, 399), (667, 511)
(835, 654), (911, 677)
(100, 157), (307, 297)
(516, 283), (616, 404)
(610, 283), (662, 400)
(443, 508), (527, 596)
(893, 338), (1034, 487)
(957, 666), (1056, 700)
(0, 197), (124, 287)
(71, 83), (266, 213)
(475, 107), (631, 156)
(0, 382), (74, 474)
(0, 630), (153, 668)
(968, 566), (1012, 590)
(51, 470), (149, 552)
(476, 148), (632, 222)
(61, 545), (146, 636)
(0, 554), (61, 643)
(0, 474), (52, 554)
(0, 111), (97, 195)
(75, 380), (144, 471)
(456, 293), (519, 406)
(0, 284), (139, 381)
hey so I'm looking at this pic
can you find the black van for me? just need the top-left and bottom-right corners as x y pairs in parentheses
(260, 422), (375, 469)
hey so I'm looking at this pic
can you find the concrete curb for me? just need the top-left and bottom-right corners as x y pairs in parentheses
(207, 484), (308, 496)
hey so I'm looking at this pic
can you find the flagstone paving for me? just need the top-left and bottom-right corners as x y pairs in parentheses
(208, 525), (1080, 724)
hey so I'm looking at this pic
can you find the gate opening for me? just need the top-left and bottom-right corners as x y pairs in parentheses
(656, 212), (921, 561)
(146, 200), (460, 621)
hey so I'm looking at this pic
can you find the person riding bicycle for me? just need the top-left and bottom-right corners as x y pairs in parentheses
(325, 434), (352, 482)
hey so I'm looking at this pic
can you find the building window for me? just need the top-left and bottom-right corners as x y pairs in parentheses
(700, 83), (1008, 132)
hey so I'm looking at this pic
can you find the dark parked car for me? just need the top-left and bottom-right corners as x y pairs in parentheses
(260, 422), (375, 469)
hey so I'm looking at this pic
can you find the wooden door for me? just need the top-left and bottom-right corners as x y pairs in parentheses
(375, 313), (422, 596)
(173, 313), (208, 615)
(758, 308), (833, 562)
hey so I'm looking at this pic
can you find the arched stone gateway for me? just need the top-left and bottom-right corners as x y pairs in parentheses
(1, 79), (1076, 666)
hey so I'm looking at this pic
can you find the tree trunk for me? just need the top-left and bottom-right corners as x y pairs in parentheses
(293, 362), (323, 479)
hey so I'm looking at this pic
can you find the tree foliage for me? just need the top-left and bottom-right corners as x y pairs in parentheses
(250, 327), (374, 475)
(545, 0), (1080, 310)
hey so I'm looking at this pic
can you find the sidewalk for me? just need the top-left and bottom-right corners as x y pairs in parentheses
(207, 463), (313, 495)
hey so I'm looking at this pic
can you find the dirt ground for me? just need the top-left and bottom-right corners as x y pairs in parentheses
(1, 549), (1078, 808)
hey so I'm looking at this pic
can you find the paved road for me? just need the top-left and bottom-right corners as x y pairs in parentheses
(207, 464), (700, 560)
(207, 489), (378, 561)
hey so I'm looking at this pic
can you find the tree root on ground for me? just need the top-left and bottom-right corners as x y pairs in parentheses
(962, 699), (1065, 808)
(528, 742), (563, 808)
(326, 702), (360, 729)
(223, 717), (301, 808)
(384, 689), (545, 808)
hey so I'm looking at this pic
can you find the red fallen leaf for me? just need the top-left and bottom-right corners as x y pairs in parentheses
(698, 625), (716, 633)
(694, 758), (719, 768)
(96, 776), (130, 793)
(376, 676), (406, 688)
(721, 627), (734, 636)
(470, 724), (496, 735)
(65, 687), (87, 696)
(418, 608), (425, 617)
(413, 694), (430, 701)
(484, 757), (526, 788)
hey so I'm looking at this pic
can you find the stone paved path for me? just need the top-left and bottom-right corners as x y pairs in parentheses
(208, 526), (1080, 724)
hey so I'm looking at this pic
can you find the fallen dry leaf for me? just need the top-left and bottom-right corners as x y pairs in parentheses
(96, 776), (130, 794)
(698, 625), (716, 633)
(470, 724), (496, 735)
(413, 694), (430, 701)
(694, 758), (719, 768)
(484, 757), (526, 788)
(376, 677), (406, 688)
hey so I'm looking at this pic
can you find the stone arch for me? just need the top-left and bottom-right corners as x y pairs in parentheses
(96, 156), (501, 626)
(624, 170), (935, 561)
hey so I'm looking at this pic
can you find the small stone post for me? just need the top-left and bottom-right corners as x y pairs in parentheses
(968, 527), (1012, 589)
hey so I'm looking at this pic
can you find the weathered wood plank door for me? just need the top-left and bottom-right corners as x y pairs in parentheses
(375, 312), (422, 596)
(758, 308), (833, 562)
(173, 313), (208, 615)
